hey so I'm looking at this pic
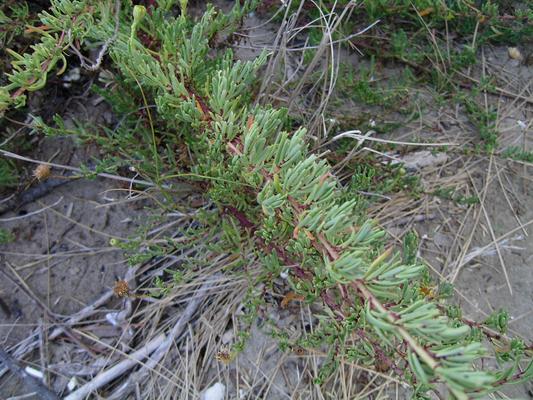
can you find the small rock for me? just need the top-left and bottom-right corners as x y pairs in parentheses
(508, 47), (523, 61)
(102, 110), (113, 125)
(433, 232), (451, 249)
(63, 67), (81, 82)
(201, 382), (225, 400)
(221, 329), (233, 344)
(391, 150), (448, 172)
(63, 67), (81, 88)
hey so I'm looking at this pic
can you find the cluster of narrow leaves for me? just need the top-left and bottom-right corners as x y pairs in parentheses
(3, 1), (532, 398)
(0, 0), (98, 112)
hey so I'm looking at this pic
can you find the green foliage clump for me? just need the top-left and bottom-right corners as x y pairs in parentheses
(0, 2), (31, 50)
(0, 228), (14, 245)
(0, 0), (119, 113)
(2, 1), (532, 399)
(274, 0), (531, 153)
(501, 146), (533, 163)
(0, 157), (18, 188)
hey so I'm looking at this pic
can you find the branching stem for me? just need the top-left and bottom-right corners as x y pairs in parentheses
(353, 280), (439, 370)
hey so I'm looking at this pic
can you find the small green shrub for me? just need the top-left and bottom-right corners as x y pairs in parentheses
(0, 228), (14, 244)
(501, 146), (533, 163)
(1, 1), (531, 398)
(0, 157), (18, 188)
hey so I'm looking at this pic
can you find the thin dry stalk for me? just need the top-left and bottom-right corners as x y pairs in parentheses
(0, 348), (59, 400)
(63, 333), (166, 400)
(108, 276), (220, 399)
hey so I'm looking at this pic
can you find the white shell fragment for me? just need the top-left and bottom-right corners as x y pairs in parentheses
(201, 382), (225, 400)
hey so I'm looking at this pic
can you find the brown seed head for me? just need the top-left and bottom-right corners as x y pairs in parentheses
(113, 280), (130, 297)
(419, 285), (435, 299)
(33, 164), (51, 181)
(293, 346), (305, 356)
(215, 346), (232, 364)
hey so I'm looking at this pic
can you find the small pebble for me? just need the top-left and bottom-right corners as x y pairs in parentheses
(201, 382), (225, 400)
(508, 47), (523, 61)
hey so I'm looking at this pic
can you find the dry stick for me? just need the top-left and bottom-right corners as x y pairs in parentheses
(0, 179), (69, 216)
(0, 196), (64, 222)
(451, 156), (494, 283)
(107, 276), (219, 399)
(467, 159), (513, 295)
(0, 348), (59, 400)
(0, 149), (169, 189)
(63, 333), (166, 400)
(494, 162), (528, 236)
(332, 131), (458, 147)
(70, 0), (121, 71)
(38, 318), (48, 388)
(287, 2), (354, 112)
(0, 267), (138, 379)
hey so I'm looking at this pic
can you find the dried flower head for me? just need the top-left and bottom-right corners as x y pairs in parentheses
(215, 345), (232, 364)
(33, 164), (51, 181)
(293, 346), (305, 356)
(280, 292), (304, 309)
(113, 280), (130, 298)
(419, 284), (436, 299)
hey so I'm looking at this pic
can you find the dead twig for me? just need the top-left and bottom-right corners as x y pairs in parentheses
(0, 267), (138, 379)
(0, 149), (169, 189)
(69, 0), (121, 72)
(63, 333), (166, 400)
(0, 196), (64, 221)
(108, 275), (220, 399)
(0, 260), (99, 356)
(0, 348), (59, 400)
